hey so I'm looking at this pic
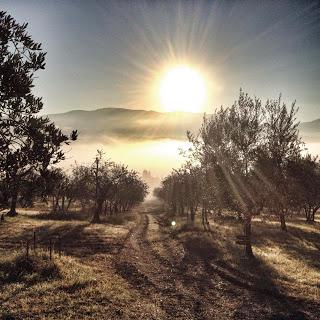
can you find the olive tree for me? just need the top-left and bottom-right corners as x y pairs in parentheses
(0, 11), (77, 216)
(190, 90), (265, 257)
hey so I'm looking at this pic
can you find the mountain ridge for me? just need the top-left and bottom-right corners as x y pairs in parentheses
(47, 107), (320, 142)
(48, 107), (206, 117)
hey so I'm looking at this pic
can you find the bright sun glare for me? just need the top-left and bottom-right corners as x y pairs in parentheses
(159, 66), (206, 113)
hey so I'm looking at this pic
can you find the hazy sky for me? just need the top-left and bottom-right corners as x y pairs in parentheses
(2, 0), (320, 121)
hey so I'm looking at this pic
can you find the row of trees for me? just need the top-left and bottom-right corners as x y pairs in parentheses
(47, 153), (148, 223)
(2, 152), (149, 223)
(0, 11), (148, 221)
(155, 90), (320, 257)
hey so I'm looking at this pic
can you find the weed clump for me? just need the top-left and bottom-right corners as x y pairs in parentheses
(106, 213), (136, 225)
(0, 253), (61, 283)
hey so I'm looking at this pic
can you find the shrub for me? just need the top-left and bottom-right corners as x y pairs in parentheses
(0, 253), (61, 283)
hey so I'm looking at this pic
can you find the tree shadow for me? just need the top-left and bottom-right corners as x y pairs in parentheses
(29, 210), (90, 222)
(174, 225), (319, 319)
(0, 221), (124, 259)
(253, 222), (320, 271)
(0, 254), (61, 285)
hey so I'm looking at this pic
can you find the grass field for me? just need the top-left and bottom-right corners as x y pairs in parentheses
(0, 203), (319, 319)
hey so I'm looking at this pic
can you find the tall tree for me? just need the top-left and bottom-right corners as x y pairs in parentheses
(0, 11), (77, 216)
(287, 155), (320, 222)
(192, 90), (265, 257)
(263, 96), (302, 230)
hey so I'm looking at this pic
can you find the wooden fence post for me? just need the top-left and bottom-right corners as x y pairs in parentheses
(26, 240), (29, 259)
(33, 231), (36, 254)
(58, 236), (61, 257)
(49, 239), (52, 260)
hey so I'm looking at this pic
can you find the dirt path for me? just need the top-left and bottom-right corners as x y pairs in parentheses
(113, 205), (320, 320)
(2, 204), (319, 319)
(114, 209), (241, 319)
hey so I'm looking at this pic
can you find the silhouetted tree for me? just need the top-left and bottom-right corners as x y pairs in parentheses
(156, 90), (311, 258)
(18, 170), (42, 207)
(67, 152), (148, 223)
(263, 96), (302, 230)
(287, 155), (320, 222)
(195, 91), (264, 257)
(0, 11), (77, 216)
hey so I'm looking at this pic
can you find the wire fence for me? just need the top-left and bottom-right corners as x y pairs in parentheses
(22, 231), (62, 260)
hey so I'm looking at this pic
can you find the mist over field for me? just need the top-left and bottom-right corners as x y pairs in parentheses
(49, 107), (320, 177)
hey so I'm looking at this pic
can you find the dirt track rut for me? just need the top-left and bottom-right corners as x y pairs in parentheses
(114, 212), (237, 319)
(113, 207), (320, 320)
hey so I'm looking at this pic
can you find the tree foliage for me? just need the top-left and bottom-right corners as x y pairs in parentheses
(43, 152), (149, 222)
(155, 90), (317, 258)
(0, 11), (77, 215)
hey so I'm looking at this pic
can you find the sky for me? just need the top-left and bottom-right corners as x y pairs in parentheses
(2, 0), (320, 121)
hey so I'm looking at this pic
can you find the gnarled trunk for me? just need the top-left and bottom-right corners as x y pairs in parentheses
(7, 191), (18, 216)
(91, 198), (103, 223)
(279, 212), (287, 231)
(66, 197), (73, 213)
(244, 217), (254, 258)
(305, 207), (311, 221)
(311, 208), (317, 222)
(190, 207), (195, 224)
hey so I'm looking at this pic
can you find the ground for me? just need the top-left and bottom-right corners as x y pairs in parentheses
(0, 201), (320, 319)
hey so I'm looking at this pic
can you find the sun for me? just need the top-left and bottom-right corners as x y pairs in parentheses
(159, 66), (206, 113)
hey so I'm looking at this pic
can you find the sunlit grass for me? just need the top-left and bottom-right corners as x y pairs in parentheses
(0, 212), (158, 319)
(170, 214), (320, 301)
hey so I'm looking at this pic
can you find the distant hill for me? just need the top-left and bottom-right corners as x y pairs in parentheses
(48, 107), (204, 142)
(300, 119), (320, 132)
(48, 107), (320, 143)
(299, 119), (320, 142)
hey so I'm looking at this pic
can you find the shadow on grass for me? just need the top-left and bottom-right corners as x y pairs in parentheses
(58, 280), (95, 294)
(169, 220), (319, 320)
(30, 210), (136, 227)
(1, 220), (127, 259)
(30, 210), (90, 222)
(105, 212), (136, 225)
(253, 222), (320, 271)
(0, 254), (61, 284)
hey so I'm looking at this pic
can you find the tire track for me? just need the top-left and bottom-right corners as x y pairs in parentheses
(114, 213), (210, 319)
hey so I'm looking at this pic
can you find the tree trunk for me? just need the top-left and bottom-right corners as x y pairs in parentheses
(190, 207), (195, 224)
(305, 207), (310, 221)
(306, 211), (312, 222)
(53, 195), (60, 213)
(244, 217), (254, 258)
(61, 195), (65, 213)
(66, 198), (73, 213)
(279, 212), (287, 231)
(201, 204), (210, 231)
(103, 201), (108, 215)
(7, 192), (18, 216)
(310, 207), (318, 222)
(201, 206), (205, 230)
(172, 203), (177, 215)
(91, 198), (103, 223)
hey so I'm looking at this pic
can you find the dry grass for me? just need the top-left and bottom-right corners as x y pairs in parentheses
(170, 214), (320, 302)
(0, 210), (158, 320)
(0, 252), (159, 319)
(1, 205), (320, 319)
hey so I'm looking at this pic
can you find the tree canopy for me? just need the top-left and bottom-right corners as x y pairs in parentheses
(0, 11), (77, 215)
(155, 90), (318, 258)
